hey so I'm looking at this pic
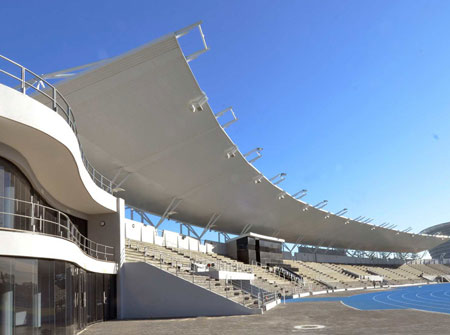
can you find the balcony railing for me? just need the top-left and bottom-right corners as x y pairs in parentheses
(0, 54), (116, 194)
(0, 195), (114, 261)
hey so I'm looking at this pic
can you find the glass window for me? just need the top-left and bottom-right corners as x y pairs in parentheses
(13, 258), (37, 335)
(0, 257), (13, 335)
(54, 261), (66, 335)
(0, 256), (115, 335)
(95, 274), (103, 322)
(38, 259), (55, 335)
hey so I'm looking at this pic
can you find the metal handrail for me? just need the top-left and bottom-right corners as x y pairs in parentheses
(0, 195), (115, 261)
(0, 54), (116, 194)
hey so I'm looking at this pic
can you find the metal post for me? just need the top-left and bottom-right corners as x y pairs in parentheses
(52, 87), (57, 111)
(21, 67), (26, 93)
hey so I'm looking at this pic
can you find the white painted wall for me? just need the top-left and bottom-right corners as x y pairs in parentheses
(0, 84), (117, 214)
(0, 230), (117, 274)
(125, 219), (142, 241)
(124, 220), (226, 256)
(141, 225), (155, 244)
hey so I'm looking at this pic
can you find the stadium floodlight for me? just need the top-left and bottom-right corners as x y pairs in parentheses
(403, 227), (412, 233)
(269, 173), (286, 185)
(378, 222), (389, 228)
(386, 224), (397, 229)
(335, 208), (348, 216)
(292, 189), (307, 199)
(313, 200), (328, 209)
(362, 218), (373, 223)
(244, 147), (263, 163)
(354, 216), (363, 221)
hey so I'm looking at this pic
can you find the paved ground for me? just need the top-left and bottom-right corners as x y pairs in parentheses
(84, 293), (450, 335)
(291, 284), (450, 314)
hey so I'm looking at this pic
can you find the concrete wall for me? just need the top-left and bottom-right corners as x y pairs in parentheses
(121, 262), (256, 319)
(205, 240), (227, 255)
(291, 252), (405, 265)
(88, 198), (126, 318)
(226, 240), (237, 260)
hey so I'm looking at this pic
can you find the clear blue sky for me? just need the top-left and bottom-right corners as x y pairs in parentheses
(2, 0), (450, 234)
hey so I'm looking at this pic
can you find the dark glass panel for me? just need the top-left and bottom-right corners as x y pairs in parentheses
(64, 264), (73, 335)
(38, 259), (55, 335)
(0, 257), (13, 335)
(86, 273), (95, 324)
(103, 275), (116, 321)
(54, 262), (66, 335)
(95, 274), (103, 321)
(14, 258), (37, 335)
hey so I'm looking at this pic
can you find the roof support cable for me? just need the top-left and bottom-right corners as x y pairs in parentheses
(240, 223), (253, 235)
(269, 173), (286, 186)
(183, 223), (201, 240)
(215, 107), (238, 129)
(292, 189), (307, 200)
(244, 147), (263, 164)
(155, 197), (183, 229)
(199, 213), (221, 239)
(127, 206), (155, 227)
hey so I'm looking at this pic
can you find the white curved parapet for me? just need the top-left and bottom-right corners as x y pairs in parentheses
(0, 83), (117, 214)
(47, 23), (449, 253)
(0, 229), (117, 274)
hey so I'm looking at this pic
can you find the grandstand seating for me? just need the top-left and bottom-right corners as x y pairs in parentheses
(125, 239), (306, 307)
(283, 260), (450, 288)
(125, 240), (260, 308)
(167, 243), (304, 296)
(125, 237), (450, 300)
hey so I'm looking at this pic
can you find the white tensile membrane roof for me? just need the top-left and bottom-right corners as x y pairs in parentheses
(50, 23), (448, 253)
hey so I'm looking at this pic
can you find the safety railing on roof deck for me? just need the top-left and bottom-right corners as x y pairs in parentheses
(0, 196), (115, 261)
(0, 54), (116, 194)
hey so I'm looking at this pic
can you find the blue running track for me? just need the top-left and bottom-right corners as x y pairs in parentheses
(287, 283), (450, 314)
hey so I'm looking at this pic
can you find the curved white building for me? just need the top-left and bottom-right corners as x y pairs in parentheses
(0, 22), (448, 333)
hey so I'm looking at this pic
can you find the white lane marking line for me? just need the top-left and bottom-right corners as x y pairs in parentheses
(340, 300), (362, 311)
(401, 292), (450, 308)
(386, 292), (450, 312)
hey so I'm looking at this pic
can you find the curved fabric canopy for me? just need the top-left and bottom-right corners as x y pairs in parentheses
(50, 24), (449, 253)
